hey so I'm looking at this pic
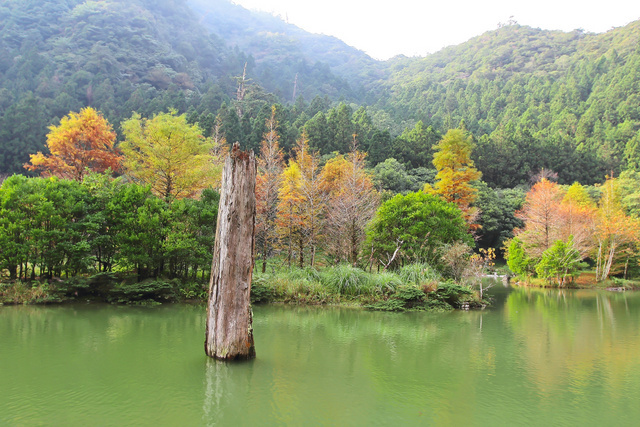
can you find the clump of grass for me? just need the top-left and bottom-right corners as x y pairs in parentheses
(250, 263), (485, 311)
(397, 263), (441, 286)
(610, 277), (640, 290)
(370, 271), (403, 294)
(252, 269), (339, 304)
(0, 282), (59, 304)
(282, 267), (323, 284)
(319, 265), (377, 296)
(365, 284), (452, 312)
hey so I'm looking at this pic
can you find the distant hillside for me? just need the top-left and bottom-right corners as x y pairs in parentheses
(0, 0), (355, 174)
(1, 0), (640, 189)
(186, 0), (380, 100)
(0, 0), (244, 173)
(370, 22), (640, 185)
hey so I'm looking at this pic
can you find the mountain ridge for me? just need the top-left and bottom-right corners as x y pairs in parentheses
(0, 0), (639, 188)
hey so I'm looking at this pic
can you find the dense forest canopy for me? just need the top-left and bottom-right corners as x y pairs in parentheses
(1, 0), (639, 190)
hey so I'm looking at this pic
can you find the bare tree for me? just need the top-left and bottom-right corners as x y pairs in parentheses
(235, 63), (248, 119)
(255, 106), (284, 272)
(323, 135), (379, 265)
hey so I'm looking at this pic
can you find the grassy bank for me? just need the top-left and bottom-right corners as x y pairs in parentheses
(0, 273), (207, 306)
(251, 263), (487, 311)
(1, 264), (488, 311)
(509, 270), (640, 290)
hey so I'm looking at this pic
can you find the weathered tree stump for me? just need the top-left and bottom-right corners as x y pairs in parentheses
(205, 143), (257, 360)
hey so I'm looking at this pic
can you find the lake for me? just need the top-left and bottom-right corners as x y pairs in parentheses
(2, 285), (640, 425)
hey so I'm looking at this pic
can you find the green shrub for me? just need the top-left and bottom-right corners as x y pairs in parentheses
(431, 280), (476, 308)
(55, 272), (119, 299)
(251, 277), (276, 303)
(178, 281), (208, 300)
(109, 279), (175, 303)
(365, 285), (430, 311)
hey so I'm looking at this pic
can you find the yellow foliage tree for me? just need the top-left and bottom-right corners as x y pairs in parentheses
(595, 177), (639, 281)
(276, 161), (305, 267)
(120, 111), (215, 202)
(425, 128), (482, 229)
(293, 132), (325, 267)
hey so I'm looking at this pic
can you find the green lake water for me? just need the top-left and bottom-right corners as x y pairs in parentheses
(2, 286), (640, 426)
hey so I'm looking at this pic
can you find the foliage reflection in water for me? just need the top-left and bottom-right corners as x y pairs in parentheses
(2, 285), (640, 425)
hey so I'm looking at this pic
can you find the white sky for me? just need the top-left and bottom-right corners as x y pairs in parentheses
(231, 0), (640, 60)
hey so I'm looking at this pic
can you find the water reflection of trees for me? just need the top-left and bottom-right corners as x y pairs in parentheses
(504, 288), (640, 405)
(6, 298), (640, 425)
(235, 305), (499, 425)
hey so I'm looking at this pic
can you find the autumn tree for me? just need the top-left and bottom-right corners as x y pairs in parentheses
(293, 132), (325, 267)
(425, 128), (482, 229)
(24, 107), (121, 181)
(594, 177), (639, 281)
(515, 179), (564, 259)
(558, 182), (596, 257)
(276, 161), (304, 267)
(120, 110), (215, 202)
(322, 136), (378, 265)
(256, 106), (284, 272)
(274, 132), (325, 268)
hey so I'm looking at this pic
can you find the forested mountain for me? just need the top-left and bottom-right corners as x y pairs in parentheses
(374, 22), (640, 186)
(0, 0), (236, 173)
(1, 0), (640, 190)
(187, 0), (379, 99)
(0, 0), (370, 175)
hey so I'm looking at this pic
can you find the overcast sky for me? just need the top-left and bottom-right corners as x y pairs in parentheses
(231, 0), (640, 60)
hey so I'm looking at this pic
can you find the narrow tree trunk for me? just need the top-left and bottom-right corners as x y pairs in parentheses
(205, 144), (257, 360)
(298, 238), (304, 268)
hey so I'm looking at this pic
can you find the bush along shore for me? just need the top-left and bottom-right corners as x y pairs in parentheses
(0, 264), (491, 311)
(0, 272), (208, 306)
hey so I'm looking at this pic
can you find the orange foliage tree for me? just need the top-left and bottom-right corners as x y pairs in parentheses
(425, 128), (482, 230)
(274, 132), (326, 268)
(515, 178), (565, 259)
(321, 136), (378, 265)
(24, 107), (121, 181)
(558, 182), (596, 257)
(256, 107), (284, 272)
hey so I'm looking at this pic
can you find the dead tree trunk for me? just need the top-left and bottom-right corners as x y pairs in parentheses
(205, 143), (257, 360)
